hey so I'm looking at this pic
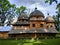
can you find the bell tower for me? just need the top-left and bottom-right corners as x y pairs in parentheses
(46, 13), (55, 28)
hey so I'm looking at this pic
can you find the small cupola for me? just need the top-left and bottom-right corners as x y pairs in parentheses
(18, 12), (28, 21)
(46, 13), (54, 22)
(29, 8), (44, 18)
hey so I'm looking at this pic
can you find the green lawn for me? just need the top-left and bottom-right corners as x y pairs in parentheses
(0, 38), (60, 45)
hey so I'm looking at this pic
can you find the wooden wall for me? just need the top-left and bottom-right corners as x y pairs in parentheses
(30, 21), (46, 28)
(9, 33), (56, 38)
(13, 26), (29, 30)
(0, 32), (8, 39)
(46, 22), (55, 28)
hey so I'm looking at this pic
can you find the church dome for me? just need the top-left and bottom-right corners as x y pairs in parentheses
(30, 8), (44, 18)
(18, 12), (28, 20)
(46, 15), (54, 22)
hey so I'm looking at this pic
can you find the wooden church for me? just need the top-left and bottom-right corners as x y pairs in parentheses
(0, 8), (58, 39)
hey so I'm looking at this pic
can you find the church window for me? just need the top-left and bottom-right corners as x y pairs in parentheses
(50, 25), (53, 27)
(37, 16), (39, 18)
(32, 24), (35, 27)
(40, 24), (43, 27)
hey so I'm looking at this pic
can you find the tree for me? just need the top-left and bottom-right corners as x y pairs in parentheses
(16, 6), (26, 15)
(0, 0), (16, 26)
(45, 0), (60, 31)
(5, 5), (17, 25)
(53, 15), (58, 29)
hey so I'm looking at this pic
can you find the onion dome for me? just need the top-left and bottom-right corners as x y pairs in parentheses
(30, 8), (44, 18)
(18, 12), (28, 20)
(13, 12), (29, 26)
(46, 14), (54, 22)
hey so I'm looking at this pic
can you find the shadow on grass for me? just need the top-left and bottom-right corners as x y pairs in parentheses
(33, 43), (46, 45)
(18, 39), (47, 45)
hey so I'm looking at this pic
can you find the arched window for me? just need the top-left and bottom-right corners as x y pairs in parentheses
(32, 24), (35, 27)
(50, 25), (53, 27)
(40, 24), (43, 27)
(36, 16), (39, 18)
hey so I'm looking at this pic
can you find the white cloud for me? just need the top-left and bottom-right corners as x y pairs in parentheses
(8, 0), (58, 17)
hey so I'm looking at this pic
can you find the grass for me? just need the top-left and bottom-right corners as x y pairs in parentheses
(0, 38), (60, 45)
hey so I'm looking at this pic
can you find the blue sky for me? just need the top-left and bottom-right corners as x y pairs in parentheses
(8, 0), (60, 17)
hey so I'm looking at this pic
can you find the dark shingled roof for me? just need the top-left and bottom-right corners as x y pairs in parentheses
(29, 18), (46, 21)
(26, 28), (46, 33)
(45, 15), (54, 22)
(9, 29), (26, 34)
(12, 22), (30, 26)
(30, 8), (44, 18)
(18, 12), (28, 20)
(46, 28), (58, 33)
(9, 28), (58, 34)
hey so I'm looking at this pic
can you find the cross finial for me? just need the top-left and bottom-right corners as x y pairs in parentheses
(47, 13), (49, 16)
(35, 7), (37, 10)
